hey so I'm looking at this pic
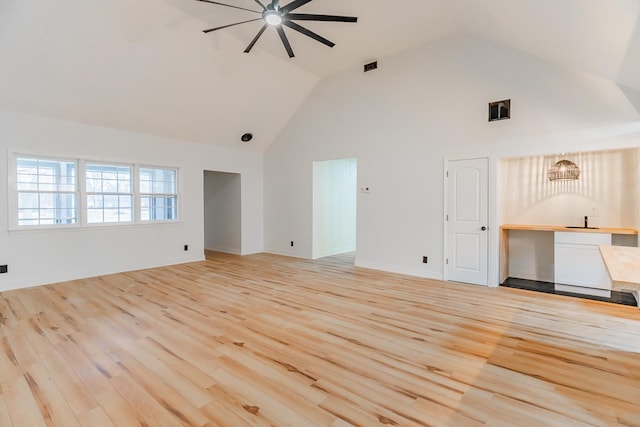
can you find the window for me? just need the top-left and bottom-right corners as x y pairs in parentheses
(16, 157), (77, 226)
(85, 163), (133, 224)
(12, 155), (178, 228)
(140, 167), (178, 221)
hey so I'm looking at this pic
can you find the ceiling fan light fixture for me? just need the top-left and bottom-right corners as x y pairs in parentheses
(263, 10), (283, 26)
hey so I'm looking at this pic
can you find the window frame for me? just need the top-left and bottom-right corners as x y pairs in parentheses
(9, 152), (181, 231)
(139, 165), (180, 223)
(11, 154), (81, 230)
(83, 161), (135, 226)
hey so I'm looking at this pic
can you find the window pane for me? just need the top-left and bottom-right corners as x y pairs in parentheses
(139, 168), (178, 221)
(86, 178), (103, 192)
(18, 193), (38, 209)
(85, 163), (132, 224)
(87, 209), (104, 223)
(104, 195), (119, 208)
(18, 209), (39, 220)
(140, 181), (150, 193)
(119, 195), (132, 208)
(152, 181), (165, 193)
(118, 180), (131, 193)
(103, 209), (120, 223)
(39, 193), (54, 208)
(87, 195), (103, 209)
(119, 209), (132, 222)
(86, 164), (131, 195)
(15, 156), (78, 227)
(102, 179), (118, 192)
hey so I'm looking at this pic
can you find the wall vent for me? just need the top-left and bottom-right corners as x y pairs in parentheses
(364, 61), (378, 72)
(489, 99), (511, 122)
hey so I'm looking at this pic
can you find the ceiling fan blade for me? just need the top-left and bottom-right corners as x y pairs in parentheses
(194, 0), (261, 14)
(283, 21), (334, 48)
(203, 18), (263, 33)
(244, 24), (268, 53)
(253, 0), (267, 10)
(287, 13), (358, 23)
(276, 26), (295, 58)
(281, 0), (313, 12)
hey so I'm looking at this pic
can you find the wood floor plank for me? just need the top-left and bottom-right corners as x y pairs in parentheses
(0, 251), (638, 426)
(2, 375), (48, 427)
(22, 363), (82, 427)
(77, 407), (115, 427)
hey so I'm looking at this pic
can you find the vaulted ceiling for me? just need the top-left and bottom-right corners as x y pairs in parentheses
(1, 0), (639, 151)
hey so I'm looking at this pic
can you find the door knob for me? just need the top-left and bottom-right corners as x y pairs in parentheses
(481, 226), (487, 231)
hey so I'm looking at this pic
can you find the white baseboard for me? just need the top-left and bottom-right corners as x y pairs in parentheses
(205, 246), (241, 255)
(313, 246), (356, 259)
(354, 259), (444, 281)
(0, 256), (206, 293)
(264, 248), (310, 259)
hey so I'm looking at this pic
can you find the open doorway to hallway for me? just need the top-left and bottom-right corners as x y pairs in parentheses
(203, 171), (241, 257)
(312, 158), (357, 262)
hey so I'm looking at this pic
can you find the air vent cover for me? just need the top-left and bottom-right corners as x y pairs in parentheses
(364, 61), (378, 72)
(489, 99), (511, 122)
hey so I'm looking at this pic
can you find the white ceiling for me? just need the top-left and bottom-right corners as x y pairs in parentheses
(1, 0), (639, 151)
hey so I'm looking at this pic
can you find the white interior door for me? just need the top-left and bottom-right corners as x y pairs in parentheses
(446, 158), (489, 286)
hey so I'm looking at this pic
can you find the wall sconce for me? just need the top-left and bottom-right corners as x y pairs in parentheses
(548, 159), (580, 181)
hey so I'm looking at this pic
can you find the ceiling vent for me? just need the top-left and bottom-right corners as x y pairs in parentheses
(364, 61), (378, 72)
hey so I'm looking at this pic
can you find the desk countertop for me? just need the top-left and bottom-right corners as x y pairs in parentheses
(501, 224), (638, 235)
(599, 245), (640, 292)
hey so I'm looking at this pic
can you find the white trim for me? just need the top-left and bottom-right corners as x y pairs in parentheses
(442, 158), (448, 282)
(354, 259), (444, 281)
(8, 219), (185, 233)
(264, 249), (309, 259)
(205, 245), (242, 256)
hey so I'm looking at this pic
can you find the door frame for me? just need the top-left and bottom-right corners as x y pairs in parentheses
(443, 156), (498, 287)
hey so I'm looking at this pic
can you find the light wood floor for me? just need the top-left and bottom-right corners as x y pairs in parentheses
(0, 252), (639, 426)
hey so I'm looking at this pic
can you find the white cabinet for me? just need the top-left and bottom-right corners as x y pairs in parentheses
(554, 232), (611, 297)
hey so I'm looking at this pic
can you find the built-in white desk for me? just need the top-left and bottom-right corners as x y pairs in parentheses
(500, 224), (638, 285)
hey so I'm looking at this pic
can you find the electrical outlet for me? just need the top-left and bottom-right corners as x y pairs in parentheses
(184, 245), (189, 251)
(590, 207), (599, 217)
(0, 265), (7, 274)
(422, 256), (428, 264)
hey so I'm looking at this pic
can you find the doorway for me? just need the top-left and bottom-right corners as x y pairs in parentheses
(203, 171), (241, 255)
(312, 158), (357, 260)
(446, 158), (489, 286)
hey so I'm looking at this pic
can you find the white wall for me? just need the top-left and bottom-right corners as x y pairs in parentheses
(264, 35), (640, 284)
(0, 111), (263, 291)
(501, 148), (639, 228)
(312, 158), (357, 259)
(204, 171), (242, 254)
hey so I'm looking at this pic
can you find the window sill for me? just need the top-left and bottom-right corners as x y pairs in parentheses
(8, 220), (184, 233)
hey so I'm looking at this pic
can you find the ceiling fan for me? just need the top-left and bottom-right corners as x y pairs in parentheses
(195, 0), (358, 58)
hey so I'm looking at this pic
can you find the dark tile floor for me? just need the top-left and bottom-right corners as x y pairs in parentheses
(502, 277), (638, 307)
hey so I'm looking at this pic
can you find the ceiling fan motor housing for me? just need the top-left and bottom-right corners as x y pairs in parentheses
(198, 0), (358, 58)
